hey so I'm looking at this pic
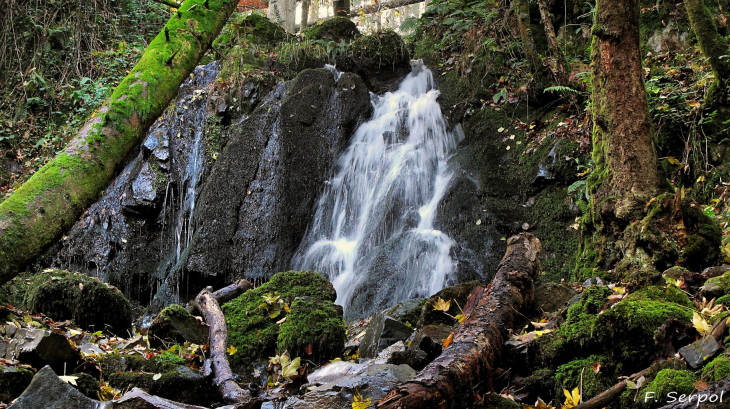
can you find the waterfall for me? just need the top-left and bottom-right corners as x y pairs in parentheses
(294, 62), (461, 316)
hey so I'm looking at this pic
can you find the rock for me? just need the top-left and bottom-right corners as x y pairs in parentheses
(645, 21), (690, 53)
(113, 388), (208, 409)
(0, 364), (33, 403)
(678, 336), (722, 370)
(388, 325), (452, 370)
(663, 266), (690, 280)
(373, 341), (406, 364)
(288, 363), (416, 407)
(0, 327), (80, 373)
(384, 298), (426, 327)
(511, 369), (555, 406)
(307, 361), (367, 384)
(339, 31), (411, 93)
(222, 271), (344, 366)
(702, 271), (730, 299)
(24, 270), (133, 335)
(302, 17), (360, 42)
(703, 264), (730, 278)
(419, 281), (480, 327)
(531, 139), (581, 186)
(582, 277), (604, 287)
(533, 282), (577, 313)
(502, 332), (542, 376)
(359, 313), (413, 358)
(108, 366), (218, 406)
(147, 304), (209, 348)
(214, 13), (289, 49)
(9, 366), (112, 409)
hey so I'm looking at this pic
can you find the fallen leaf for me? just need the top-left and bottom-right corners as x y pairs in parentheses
(443, 332), (454, 348)
(152, 373), (162, 381)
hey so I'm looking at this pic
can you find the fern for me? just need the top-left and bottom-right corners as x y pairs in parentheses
(544, 85), (579, 94)
(567, 180), (586, 194)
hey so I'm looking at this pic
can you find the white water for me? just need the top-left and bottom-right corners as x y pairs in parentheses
(295, 62), (461, 312)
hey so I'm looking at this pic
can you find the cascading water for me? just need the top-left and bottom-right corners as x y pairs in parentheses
(294, 62), (462, 318)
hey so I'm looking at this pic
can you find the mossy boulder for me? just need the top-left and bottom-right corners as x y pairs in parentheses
(716, 294), (730, 306)
(703, 271), (730, 298)
(72, 372), (101, 400)
(147, 304), (209, 348)
(385, 298), (427, 328)
(0, 365), (33, 403)
(702, 354), (730, 382)
(638, 369), (696, 408)
(100, 351), (186, 376)
(624, 285), (693, 307)
(302, 17), (360, 42)
(24, 270), (133, 334)
(108, 366), (217, 405)
(277, 298), (346, 361)
(419, 281), (480, 327)
(223, 271), (344, 366)
(554, 355), (613, 401)
(213, 13), (288, 49)
(340, 30), (410, 93)
(545, 285), (692, 370)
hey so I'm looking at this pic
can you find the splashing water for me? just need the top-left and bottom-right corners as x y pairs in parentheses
(294, 61), (461, 315)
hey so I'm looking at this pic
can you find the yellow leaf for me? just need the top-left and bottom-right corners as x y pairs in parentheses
(693, 311), (711, 337)
(281, 356), (300, 380)
(352, 391), (372, 409)
(667, 157), (682, 166)
(227, 345), (238, 356)
(563, 387), (580, 408)
(432, 298), (451, 312)
(455, 313), (466, 324)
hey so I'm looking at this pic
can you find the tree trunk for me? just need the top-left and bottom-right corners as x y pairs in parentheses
(514, 0), (539, 68)
(589, 0), (659, 221)
(268, 0), (296, 32)
(301, 0), (311, 29)
(334, 0), (350, 17)
(377, 233), (542, 409)
(685, 0), (730, 108)
(0, 0), (239, 285)
(195, 286), (258, 406)
(537, 0), (568, 83)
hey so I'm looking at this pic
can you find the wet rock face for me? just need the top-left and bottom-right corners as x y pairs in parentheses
(185, 69), (372, 283)
(51, 64), (371, 310)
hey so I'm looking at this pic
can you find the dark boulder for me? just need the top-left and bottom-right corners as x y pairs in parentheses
(359, 313), (413, 358)
(388, 324), (452, 370)
(0, 327), (80, 374)
(147, 304), (209, 348)
(8, 366), (111, 409)
(338, 30), (411, 93)
(0, 364), (33, 403)
(302, 17), (360, 42)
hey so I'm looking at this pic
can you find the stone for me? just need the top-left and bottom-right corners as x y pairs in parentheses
(302, 17), (360, 42)
(419, 281), (480, 327)
(339, 31), (411, 93)
(645, 21), (689, 54)
(534, 282), (577, 313)
(307, 361), (367, 385)
(108, 366), (218, 406)
(147, 304), (209, 348)
(359, 313), (413, 358)
(113, 388), (208, 409)
(703, 265), (730, 278)
(8, 366), (112, 409)
(388, 325), (452, 370)
(0, 364), (33, 403)
(582, 277), (604, 287)
(0, 327), (80, 373)
(678, 336), (722, 370)
(384, 298), (426, 327)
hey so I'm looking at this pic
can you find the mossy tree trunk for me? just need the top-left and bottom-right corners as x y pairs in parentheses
(334, 0), (351, 17)
(514, 0), (539, 68)
(685, 0), (730, 110)
(0, 0), (239, 284)
(581, 0), (660, 271)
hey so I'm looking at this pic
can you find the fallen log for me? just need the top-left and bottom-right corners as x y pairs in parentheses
(0, 0), (241, 285)
(212, 279), (254, 305)
(195, 286), (258, 407)
(377, 233), (542, 409)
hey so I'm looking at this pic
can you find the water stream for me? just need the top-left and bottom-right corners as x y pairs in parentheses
(294, 62), (461, 315)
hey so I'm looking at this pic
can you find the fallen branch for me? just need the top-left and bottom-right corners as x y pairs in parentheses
(195, 286), (258, 407)
(377, 233), (542, 409)
(212, 279), (254, 305)
(151, 0), (183, 8)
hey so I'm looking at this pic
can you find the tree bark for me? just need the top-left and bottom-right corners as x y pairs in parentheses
(377, 233), (542, 409)
(354, 0), (424, 16)
(685, 0), (730, 109)
(211, 279), (254, 305)
(589, 0), (659, 221)
(268, 0), (296, 32)
(536, 0), (568, 83)
(0, 0), (239, 285)
(514, 0), (539, 68)
(195, 286), (258, 406)
(301, 0), (311, 29)
(335, 0), (350, 17)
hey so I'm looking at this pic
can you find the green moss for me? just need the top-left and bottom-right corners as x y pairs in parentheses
(277, 298), (345, 361)
(222, 271), (338, 366)
(153, 351), (187, 367)
(716, 294), (730, 306)
(624, 285), (692, 307)
(302, 17), (360, 42)
(702, 355), (730, 382)
(554, 355), (613, 401)
(100, 352), (185, 376)
(704, 271), (730, 295)
(276, 38), (330, 73)
(214, 13), (288, 50)
(347, 30), (408, 72)
(24, 270), (133, 334)
(638, 369), (696, 407)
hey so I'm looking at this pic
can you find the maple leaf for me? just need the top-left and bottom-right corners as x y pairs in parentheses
(352, 390), (372, 409)
(563, 388), (580, 408)
(432, 297), (451, 312)
(227, 345), (237, 355)
(693, 311), (711, 337)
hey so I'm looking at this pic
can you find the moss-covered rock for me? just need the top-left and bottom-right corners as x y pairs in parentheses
(716, 294), (730, 306)
(554, 355), (613, 401)
(340, 30), (410, 93)
(147, 304), (209, 347)
(702, 354), (730, 382)
(100, 351), (186, 377)
(277, 298), (346, 361)
(419, 281), (480, 327)
(703, 271), (730, 298)
(72, 372), (101, 400)
(108, 366), (216, 405)
(213, 13), (288, 50)
(624, 285), (692, 307)
(385, 298), (427, 328)
(24, 270), (132, 334)
(0, 365), (33, 403)
(223, 271), (342, 366)
(638, 369), (696, 408)
(302, 17), (360, 42)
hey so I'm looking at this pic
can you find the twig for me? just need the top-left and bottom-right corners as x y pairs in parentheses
(150, 0), (182, 8)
